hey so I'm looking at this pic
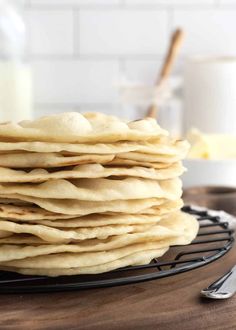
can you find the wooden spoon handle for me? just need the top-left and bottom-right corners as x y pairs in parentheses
(147, 29), (184, 118)
(158, 28), (185, 84)
(146, 104), (158, 119)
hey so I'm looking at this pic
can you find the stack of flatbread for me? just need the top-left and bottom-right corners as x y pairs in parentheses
(0, 112), (198, 276)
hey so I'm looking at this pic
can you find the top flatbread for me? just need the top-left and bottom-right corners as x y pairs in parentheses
(0, 112), (168, 143)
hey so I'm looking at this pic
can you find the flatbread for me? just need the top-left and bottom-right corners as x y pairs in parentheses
(0, 204), (76, 220)
(116, 150), (187, 163)
(0, 248), (168, 276)
(0, 178), (182, 201)
(0, 211), (198, 262)
(0, 194), (172, 215)
(0, 139), (188, 155)
(6, 213), (161, 227)
(108, 159), (177, 169)
(0, 112), (168, 143)
(0, 199), (183, 221)
(1, 241), (172, 269)
(0, 152), (114, 168)
(0, 235), (54, 245)
(0, 234), (173, 262)
(0, 220), (155, 243)
(0, 112), (193, 277)
(0, 231), (13, 238)
(0, 198), (32, 206)
(0, 162), (185, 183)
(0, 227), (174, 246)
(137, 199), (184, 215)
(158, 211), (199, 244)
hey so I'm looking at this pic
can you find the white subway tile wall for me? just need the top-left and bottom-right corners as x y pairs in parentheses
(125, 0), (215, 4)
(173, 10), (236, 55)
(28, 10), (74, 55)
(123, 60), (163, 84)
(24, 0), (236, 115)
(30, 0), (120, 5)
(78, 10), (168, 55)
(33, 60), (120, 104)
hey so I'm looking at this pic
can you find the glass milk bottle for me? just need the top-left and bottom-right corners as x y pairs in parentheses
(0, 0), (32, 122)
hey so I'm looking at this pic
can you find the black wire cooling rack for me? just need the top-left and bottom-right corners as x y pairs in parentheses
(0, 205), (234, 294)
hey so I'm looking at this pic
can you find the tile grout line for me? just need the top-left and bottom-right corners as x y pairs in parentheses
(30, 54), (166, 61)
(27, 2), (236, 11)
(35, 102), (118, 109)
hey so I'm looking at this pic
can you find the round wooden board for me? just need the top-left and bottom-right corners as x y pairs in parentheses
(0, 192), (235, 330)
(0, 243), (235, 330)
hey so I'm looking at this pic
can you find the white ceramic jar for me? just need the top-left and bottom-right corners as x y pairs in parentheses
(184, 57), (236, 134)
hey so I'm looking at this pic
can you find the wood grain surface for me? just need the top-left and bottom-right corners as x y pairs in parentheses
(0, 243), (235, 330)
(0, 193), (235, 330)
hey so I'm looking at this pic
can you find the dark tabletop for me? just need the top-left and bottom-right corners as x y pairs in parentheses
(0, 244), (235, 330)
(0, 190), (235, 330)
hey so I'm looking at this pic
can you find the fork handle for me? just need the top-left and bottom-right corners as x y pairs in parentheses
(201, 265), (236, 299)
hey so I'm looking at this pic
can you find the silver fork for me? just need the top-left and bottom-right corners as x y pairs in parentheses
(201, 265), (236, 299)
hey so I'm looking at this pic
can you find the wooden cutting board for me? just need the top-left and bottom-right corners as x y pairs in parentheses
(0, 243), (235, 330)
(0, 192), (235, 330)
